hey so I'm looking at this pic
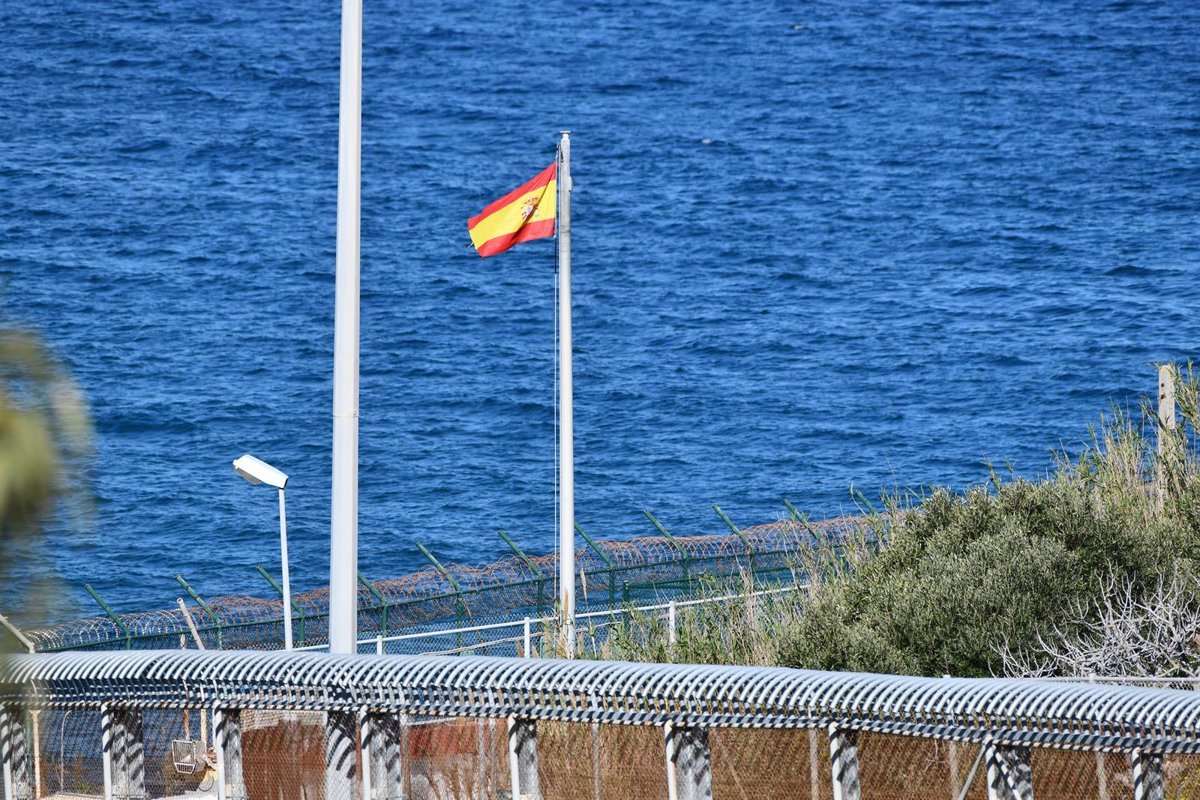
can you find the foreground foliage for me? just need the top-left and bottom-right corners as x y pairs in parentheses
(0, 330), (92, 633)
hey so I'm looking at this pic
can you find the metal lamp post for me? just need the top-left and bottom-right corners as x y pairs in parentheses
(232, 454), (293, 650)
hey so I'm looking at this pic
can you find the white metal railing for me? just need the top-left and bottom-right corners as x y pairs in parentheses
(293, 584), (802, 656)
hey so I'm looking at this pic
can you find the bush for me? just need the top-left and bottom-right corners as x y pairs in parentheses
(777, 366), (1200, 677)
(600, 365), (1200, 678)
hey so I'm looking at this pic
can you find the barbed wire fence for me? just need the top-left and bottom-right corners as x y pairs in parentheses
(8, 512), (873, 654)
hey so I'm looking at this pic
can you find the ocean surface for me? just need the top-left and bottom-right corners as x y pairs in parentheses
(3, 0), (1198, 624)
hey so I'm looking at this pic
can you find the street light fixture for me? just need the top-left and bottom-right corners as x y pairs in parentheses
(232, 454), (293, 650)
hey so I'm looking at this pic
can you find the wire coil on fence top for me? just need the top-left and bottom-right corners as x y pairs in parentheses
(5, 650), (1200, 754)
(19, 515), (866, 653)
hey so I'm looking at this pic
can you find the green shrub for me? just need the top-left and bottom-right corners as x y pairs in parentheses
(607, 365), (1200, 678)
(777, 366), (1200, 677)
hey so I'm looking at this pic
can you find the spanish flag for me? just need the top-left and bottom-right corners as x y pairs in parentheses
(467, 163), (557, 257)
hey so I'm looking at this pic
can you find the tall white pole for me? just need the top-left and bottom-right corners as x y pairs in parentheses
(278, 487), (293, 650)
(557, 132), (576, 657)
(329, 0), (362, 655)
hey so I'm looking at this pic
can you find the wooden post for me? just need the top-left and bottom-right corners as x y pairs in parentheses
(665, 724), (677, 800)
(476, 719), (486, 799)
(1088, 676), (1109, 800)
(948, 740), (963, 799)
(1157, 364), (1177, 500)
(590, 722), (602, 800)
(944, 675), (962, 800)
(808, 728), (821, 800)
(1095, 750), (1110, 800)
(27, 711), (41, 800)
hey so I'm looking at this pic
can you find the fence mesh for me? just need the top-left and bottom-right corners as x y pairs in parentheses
(405, 718), (508, 800)
(710, 727), (830, 800)
(242, 711), (326, 800)
(856, 733), (979, 800)
(537, 721), (666, 800)
(26, 709), (1200, 800)
(35, 709), (104, 798)
(19, 516), (870, 653)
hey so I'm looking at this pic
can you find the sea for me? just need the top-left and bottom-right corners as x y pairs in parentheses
(2, 0), (1198, 624)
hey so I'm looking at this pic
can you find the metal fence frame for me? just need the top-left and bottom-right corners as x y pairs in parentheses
(4, 649), (1199, 800)
(292, 584), (802, 657)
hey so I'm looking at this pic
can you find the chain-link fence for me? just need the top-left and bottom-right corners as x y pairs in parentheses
(20, 711), (1200, 800)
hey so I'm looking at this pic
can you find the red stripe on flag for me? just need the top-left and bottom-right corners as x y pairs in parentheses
(475, 218), (556, 258)
(467, 163), (557, 230)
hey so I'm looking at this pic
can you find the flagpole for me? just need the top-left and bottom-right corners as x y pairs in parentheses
(557, 131), (576, 658)
(329, 0), (363, 656)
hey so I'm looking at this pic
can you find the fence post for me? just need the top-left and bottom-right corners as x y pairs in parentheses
(943, 675), (962, 799)
(984, 742), (1033, 800)
(364, 713), (404, 800)
(100, 705), (113, 800)
(591, 721), (602, 800)
(499, 531), (548, 613)
(1085, 675), (1110, 800)
(665, 724), (677, 800)
(575, 524), (618, 606)
(1157, 364), (1177, 500)
(213, 708), (247, 800)
(828, 725), (861, 800)
(358, 572), (388, 643)
(0, 614), (35, 654)
(1, 705), (33, 800)
(29, 710), (40, 800)
(507, 718), (540, 800)
(416, 543), (468, 648)
(808, 728), (821, 800)
(668, 601), (677, 647)
(523, 617), (533, 658)
(101, 707), (146, 800)
(85, 585), (132, 650)
(643, 510), (691, 588)
(712, 505), (756, 573)
(1132, 750), (1164, 800)
(666, 725), (712, 800)
(175, 575), (224, 649)
(326, 710), (359, 800)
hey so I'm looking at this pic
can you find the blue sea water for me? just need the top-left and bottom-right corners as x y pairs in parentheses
(2, 0), (1199, 623)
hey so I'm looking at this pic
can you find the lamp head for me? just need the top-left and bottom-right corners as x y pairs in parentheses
(232, 454), (288, 489)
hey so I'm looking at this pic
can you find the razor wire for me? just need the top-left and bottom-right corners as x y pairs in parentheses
(15, 514), (871, 654)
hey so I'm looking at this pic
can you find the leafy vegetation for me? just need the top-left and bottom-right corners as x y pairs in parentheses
(597, 572), (806, 666)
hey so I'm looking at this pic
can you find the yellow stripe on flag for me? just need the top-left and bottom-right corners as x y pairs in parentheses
(467, 163), (557, 257)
